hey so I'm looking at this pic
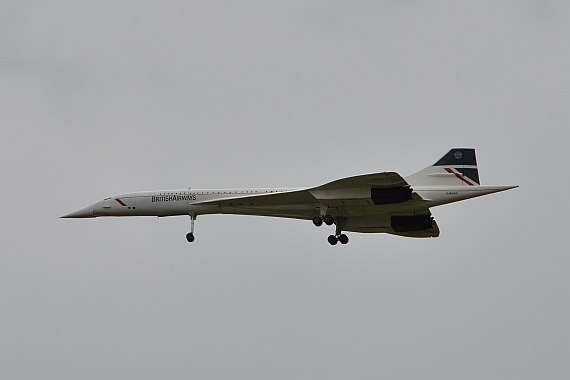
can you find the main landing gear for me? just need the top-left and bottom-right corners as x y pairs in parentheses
(312, 215), (335, 226)
(328, 233), (349, 245)
(186, 214), (196, 243)
(313, 214), (350, 245)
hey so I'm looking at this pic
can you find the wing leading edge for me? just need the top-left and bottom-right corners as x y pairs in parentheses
(191, 171), (423, 212)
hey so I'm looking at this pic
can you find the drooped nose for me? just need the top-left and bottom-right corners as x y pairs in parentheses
(60, 205), (94, 218)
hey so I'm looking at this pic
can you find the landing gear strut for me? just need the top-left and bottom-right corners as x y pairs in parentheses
(186, 214), (196, 243)
(326, 217), (349, 245)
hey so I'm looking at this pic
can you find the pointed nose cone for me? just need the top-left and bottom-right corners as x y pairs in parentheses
(61, 205), (94, 218)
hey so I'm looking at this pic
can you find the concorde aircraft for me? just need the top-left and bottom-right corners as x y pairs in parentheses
(62, 148), (517, 245)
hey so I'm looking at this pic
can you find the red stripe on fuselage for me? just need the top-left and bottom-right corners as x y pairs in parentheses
(445, 168), (475, 186)
(115, 198), (127, 206)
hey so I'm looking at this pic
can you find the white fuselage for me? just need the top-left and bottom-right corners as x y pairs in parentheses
(81, 185), (511, 219)
(91, 188), (297, 218)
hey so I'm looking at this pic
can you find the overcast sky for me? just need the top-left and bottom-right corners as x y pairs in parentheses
(1, 1), (568, 379)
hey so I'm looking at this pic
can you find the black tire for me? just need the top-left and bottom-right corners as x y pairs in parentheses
(338, 234), (349, 245)
(324, 215), (334, 225)
(186, 233), (195, 243)
(327, 235), (338, 245)
(312, 216), (323, 227)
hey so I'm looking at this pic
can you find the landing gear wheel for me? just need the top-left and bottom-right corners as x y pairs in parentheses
(338, 234), (349, 245)
(186, 232), (195, 243)
(312, 216), (323, 227)
(328, 235), (338, 245)
(324, 215), (335, 226)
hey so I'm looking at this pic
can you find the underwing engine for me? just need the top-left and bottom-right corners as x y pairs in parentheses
(371, 186), (413, 205)
(391, 215), (434, 232)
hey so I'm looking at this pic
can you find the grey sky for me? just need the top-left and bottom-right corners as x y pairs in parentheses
(1, 1), (568, 379)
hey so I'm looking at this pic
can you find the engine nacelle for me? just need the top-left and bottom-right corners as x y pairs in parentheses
(371, 186), (413, 205)
(391, 215), (434, 232)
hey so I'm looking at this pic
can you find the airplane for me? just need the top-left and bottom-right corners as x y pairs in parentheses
(61, 148), (517, 245)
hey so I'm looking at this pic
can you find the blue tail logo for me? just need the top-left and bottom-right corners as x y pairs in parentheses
(434, 148), (480, 185)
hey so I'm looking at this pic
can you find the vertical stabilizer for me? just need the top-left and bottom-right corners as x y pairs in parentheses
(405, 148), (480, 187)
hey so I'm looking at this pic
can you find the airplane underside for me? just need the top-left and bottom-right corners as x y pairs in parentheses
(211, 205), (439, 240)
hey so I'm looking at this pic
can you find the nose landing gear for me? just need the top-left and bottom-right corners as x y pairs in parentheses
(186, 214), (196, 243)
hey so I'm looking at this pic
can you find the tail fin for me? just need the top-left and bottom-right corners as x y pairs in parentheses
(405, 148), (480, 187)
